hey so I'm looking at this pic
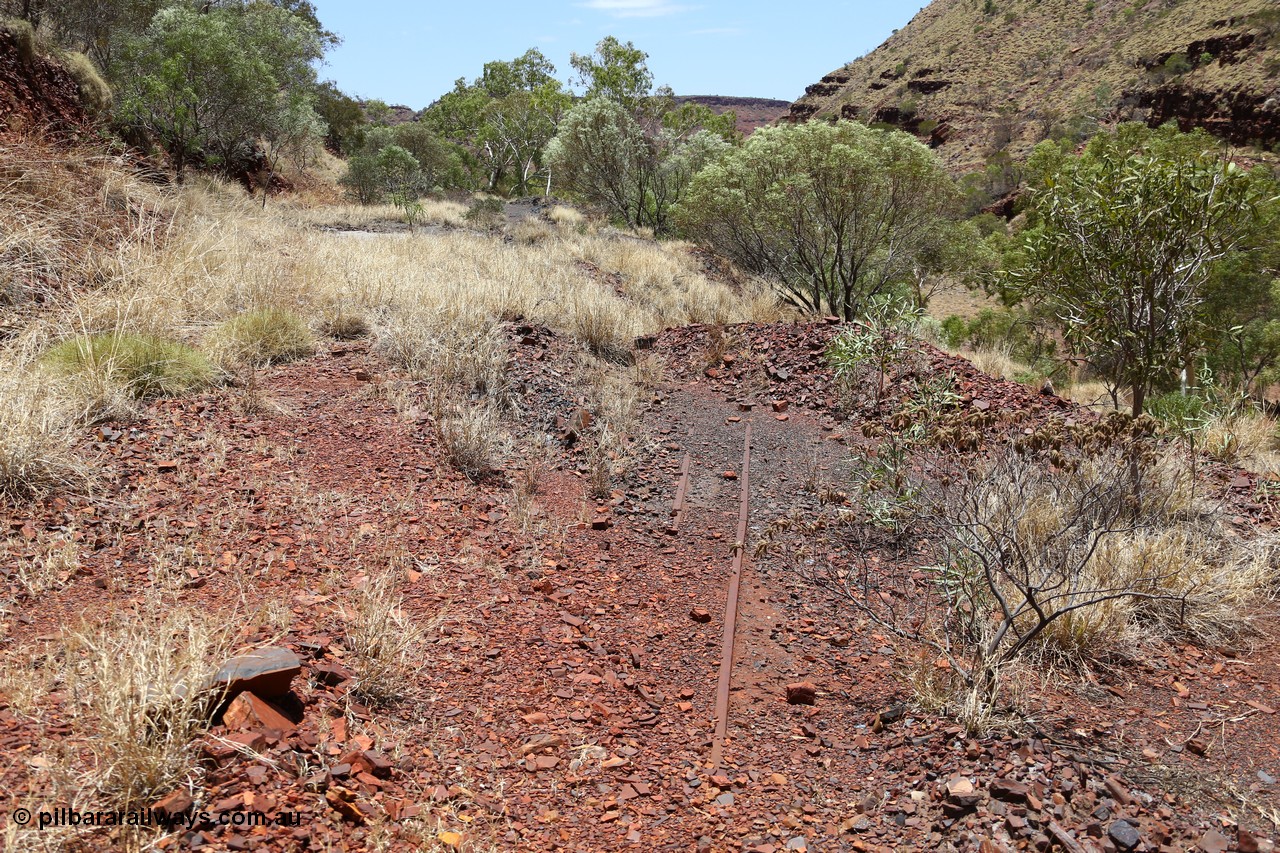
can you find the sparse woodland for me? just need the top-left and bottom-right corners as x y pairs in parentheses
(2, 1), (1280, 851)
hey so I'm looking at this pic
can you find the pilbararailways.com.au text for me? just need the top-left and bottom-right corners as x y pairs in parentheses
(16, 807), (303, 830)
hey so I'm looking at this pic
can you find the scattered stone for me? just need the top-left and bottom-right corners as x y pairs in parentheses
(152, 789), (194, 817)
(1104, 776), (1134, 806)
(222, 691), (296, 733)
(990, 778), (1029, 804)
(213, 647), (301, 699)
(690, 608), (712, 624)
(519, 733), (567, 756)
(785, 682), (817, 705)
(947, 776), (981, 809)
(771, 400), (789, 413)
(1198, 828), (1231, 853)
(325, 787), (370, 824)
(1108, 819), (1142, 850)
(311, 660), (352, 687)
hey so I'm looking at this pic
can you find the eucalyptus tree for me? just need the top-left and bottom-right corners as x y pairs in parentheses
(1008, 124), (1279, 414)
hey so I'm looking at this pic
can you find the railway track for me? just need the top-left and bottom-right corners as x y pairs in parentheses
(669, 422), (754, 772)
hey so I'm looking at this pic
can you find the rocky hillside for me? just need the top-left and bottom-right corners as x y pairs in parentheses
(0, 23), (89, 134)
(786, 0), (1280, 171)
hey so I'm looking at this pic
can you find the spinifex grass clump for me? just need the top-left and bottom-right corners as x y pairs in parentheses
(43, 333), (217, 399)
(206, 307), (315, 368)
(41, 333), (218, 422)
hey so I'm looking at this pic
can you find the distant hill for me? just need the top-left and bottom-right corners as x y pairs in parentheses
(785, 0), (1280, 171)
(674, 95), (792, 135)
(357, 100), (421, 126)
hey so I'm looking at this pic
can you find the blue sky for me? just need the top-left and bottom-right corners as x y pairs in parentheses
(311, 1), (929, 108)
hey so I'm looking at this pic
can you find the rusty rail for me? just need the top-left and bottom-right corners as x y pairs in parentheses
(669, 452), (692, 532)
(710, 421), (751, 772)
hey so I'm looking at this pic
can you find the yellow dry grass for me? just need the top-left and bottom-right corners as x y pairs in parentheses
(1201, 409), (1280, 469)
(972, 445), (1265, 663)
(0, 155), (783, 497)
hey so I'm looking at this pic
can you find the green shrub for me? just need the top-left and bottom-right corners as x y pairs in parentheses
(1147, 392), (1209, 436)
(940, 315), (968, 348)
(43, 333), (217, 400)
(206, 308), (315, 367)
(465, 196), (505, 226)
(1162, 52), (1192, 76)
(339, 154), (384, 204)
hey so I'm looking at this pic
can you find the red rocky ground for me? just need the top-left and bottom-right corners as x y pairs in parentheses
(1, 320), (1278, 852)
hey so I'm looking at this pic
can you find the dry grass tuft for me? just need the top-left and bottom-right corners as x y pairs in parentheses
(344, 571), (429, 705)
(321, 308), (371, 341)
(1201, 409), (1278, 465)
(564, 285), (643, 362)
(548, 205), (586, 230)
(436, 402), (509, 480)
(6, 531), (80, 597)
(966, 345), (1020, 382)
(0, 379), (87, 501)
(374, 313), (508, 399)
(1063, 380), (1120, 409)
(510, 217), (555, 245)
(63, 607), (235, 810)
(2, 17), (36, 65)
(62, 51), (112, 114)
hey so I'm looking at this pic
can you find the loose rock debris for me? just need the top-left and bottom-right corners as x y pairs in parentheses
(0, 322), (1276, 851)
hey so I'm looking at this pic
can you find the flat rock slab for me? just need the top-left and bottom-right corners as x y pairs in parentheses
(213, 646), (301, 699)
